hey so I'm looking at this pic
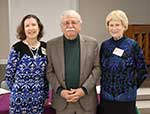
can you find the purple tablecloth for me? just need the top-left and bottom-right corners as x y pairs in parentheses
(0, 93), (9, 114)
(0, 93), (56, 114)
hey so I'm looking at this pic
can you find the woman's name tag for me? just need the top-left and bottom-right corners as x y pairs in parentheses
(41, 47), (46, 55)
(113, 47), (124, 57)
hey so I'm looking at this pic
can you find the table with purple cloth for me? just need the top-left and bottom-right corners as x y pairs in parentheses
(0, 93), (56, 114)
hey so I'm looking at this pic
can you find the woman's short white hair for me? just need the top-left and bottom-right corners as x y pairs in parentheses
(106, 10), (128, 31)
(60, 9), (82, 24)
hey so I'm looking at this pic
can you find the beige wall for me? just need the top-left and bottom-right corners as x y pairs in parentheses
(79, 0), (150, 43)
(0, 0), (79, 64)
(0, 0), (150, 62)
(0, 0), (9, 60)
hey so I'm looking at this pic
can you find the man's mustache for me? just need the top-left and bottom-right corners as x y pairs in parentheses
(66, 28), (75, 31)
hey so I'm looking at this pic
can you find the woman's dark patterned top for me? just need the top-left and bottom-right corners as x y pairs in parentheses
(100, 36), (147, 102)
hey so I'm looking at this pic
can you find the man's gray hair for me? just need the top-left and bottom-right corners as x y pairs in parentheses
(60, 9), (82, 24)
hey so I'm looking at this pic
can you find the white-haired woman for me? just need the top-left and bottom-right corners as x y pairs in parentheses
(99, 10), (147, 114)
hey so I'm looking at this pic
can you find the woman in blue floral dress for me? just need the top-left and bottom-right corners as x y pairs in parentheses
(5, 14), (49, 114)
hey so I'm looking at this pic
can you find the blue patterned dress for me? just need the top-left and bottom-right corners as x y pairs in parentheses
(99, 36), (147, 114)
(5, 41), (49, 114)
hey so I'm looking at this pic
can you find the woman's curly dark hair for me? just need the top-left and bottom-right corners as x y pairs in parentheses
(16, 14), (44, 41)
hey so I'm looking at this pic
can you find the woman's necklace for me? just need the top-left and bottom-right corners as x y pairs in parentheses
(29, 47), (39, 59)
(23, 40), (40, 59)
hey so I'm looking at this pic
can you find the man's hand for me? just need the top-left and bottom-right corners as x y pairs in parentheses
(60, 88), (85, 103)
(60, 89), (75, 102)
(69, 88), (85, 103)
